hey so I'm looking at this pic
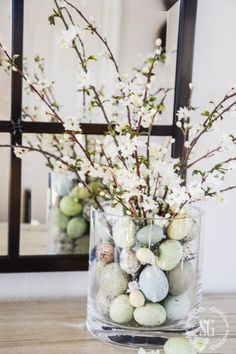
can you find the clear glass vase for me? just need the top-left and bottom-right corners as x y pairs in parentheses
(86, 207), (204, 349)
(46, 171), (90, 255)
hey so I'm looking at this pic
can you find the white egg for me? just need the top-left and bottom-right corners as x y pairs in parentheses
(156, 240), (183, 271)
(109, 294), (134, 324)
(137, 224), (164, 245)
(95, 288), (114, 316)
(120, 249), (141, 275)
(136, 247), (155, 265)
(164, 293), (191, 321)
(129, 290), (145, 308)
(167, 261), (194, 296)
(134, 303), (166, 326)
(139, 265), (169, 302)
(112, 217), (136, 248)
(164, 336), (197, 354)
(167, 216), (193, 241)
(100, 262), (128, 297)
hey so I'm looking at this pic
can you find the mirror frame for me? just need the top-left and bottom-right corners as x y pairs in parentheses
(0, 0), (198, 272)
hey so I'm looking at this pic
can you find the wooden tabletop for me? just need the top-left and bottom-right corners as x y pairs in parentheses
(0, 295), (235, 354)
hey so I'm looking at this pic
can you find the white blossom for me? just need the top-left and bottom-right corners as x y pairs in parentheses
(59, 25), (82, 48)
(77, 70), (94, 89)
(63, 116), (82, 131)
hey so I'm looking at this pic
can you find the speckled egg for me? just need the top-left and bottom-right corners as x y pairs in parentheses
(134, 303), (166, 326)
(129, 290), (145, 308)
(183, 242), (196, 261)
(136, 247), (155, 265)
(100, 262), (128, 297)
(139, 265), (169, 302)
(167, 261), (194, 296)
(137, 224), (164, 245)
(112, 217), (136, 248)
(120, 249), (141, 275)
(54, 174), (74, 197)
(164, 336), (197, 354)
(167, 216), (193, 241)
(164, 293), (191, 322)
(95, 288), (114, 316)
(74, 235), (89, 254)
(67, 217), (87, 239)
(156, 240), (183, 271)
(70, 185), (90, 200)
(54, 208), (70, 231)
(109, 294), (134, 324)
(60, 195), (82, 217)
(96, 243), (114, 264)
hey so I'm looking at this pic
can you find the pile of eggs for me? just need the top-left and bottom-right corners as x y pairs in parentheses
(50, 176), (99, 254)
(93, 214), (197, 327)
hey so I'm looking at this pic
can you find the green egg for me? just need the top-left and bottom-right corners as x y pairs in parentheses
(74, 235), (90, 254)
(167, 217), (193, 241)
(134, 303), (166, 327)
(88, 181), (101, 195)
(54, 208), (70, 231)
(60, 195), (82, 216)
(109, 294), (134, 324)
(156, 240), (183, 271)
(70, 186), (91, 200)
(67, 217), (87, 239)
(167, 261), (194, 296)
(100, 262), (128, 297)
(164, 336), (197, 354)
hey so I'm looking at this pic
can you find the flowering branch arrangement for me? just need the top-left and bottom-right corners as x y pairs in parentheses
(1, 0), (236, 220)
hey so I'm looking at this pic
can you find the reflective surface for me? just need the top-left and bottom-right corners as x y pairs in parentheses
(0, 1), (11, 121)
(0, 134), (10, 255)
(22, 0), (180, 125)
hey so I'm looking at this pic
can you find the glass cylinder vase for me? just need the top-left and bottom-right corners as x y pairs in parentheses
(46, 171), (90, 255)
(87, 207), (204, 349)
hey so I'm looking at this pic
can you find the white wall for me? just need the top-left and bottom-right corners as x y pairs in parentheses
(0, 0), (236, 300)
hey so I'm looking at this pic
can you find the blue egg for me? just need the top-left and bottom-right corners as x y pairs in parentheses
(137, 224), (164, 245)
(139, 265), (169, 302)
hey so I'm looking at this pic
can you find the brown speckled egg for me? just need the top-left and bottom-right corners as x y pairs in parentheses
(120, 249), (141, 275)
(96, 243), (114, 264)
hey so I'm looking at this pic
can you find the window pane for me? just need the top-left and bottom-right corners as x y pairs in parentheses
(0, 133), (10, 255)
(0, 1), (11, 121)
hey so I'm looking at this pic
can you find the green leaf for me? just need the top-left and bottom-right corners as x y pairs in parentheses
(87, 55), (97, 62)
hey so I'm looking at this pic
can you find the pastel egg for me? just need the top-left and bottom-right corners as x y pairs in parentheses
(134, 303), (166, 326)
(109, 294), (134, 324)
(167, 261), (194, 296)
(156, 240), (183, 271)
(164, 293), (191, 321)
(54, 174), (74, 197)
(183, 242), (196, 261)
(88, 181), (100, 195)
(137, 224), (164, 245)
(120, 249), (141, 275)
(74, 235), (89, 254)
(60, 195), (82, 217)
(136, 247), (155, 265)
(95, 288), (114, 316)
(129, 290), (145, 308)
(112, 217), (136, 248)
(139, 265), (169, 302)
(100, 262), (128, 297)
(96, 243), (114, 264)
(54, 208), (70, 231)
(67, 217), (87, 239)
(167, 216), (193, 241)
(70, 185), (90, 200)
(164, 336), (197, 354)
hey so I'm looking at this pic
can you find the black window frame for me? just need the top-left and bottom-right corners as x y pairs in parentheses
(0, 0), (198, 272)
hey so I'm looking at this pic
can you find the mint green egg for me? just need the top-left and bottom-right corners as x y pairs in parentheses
(67, 217), (87, 239)
(54, 208), (70, 231)
(100, 262), (128, 297)
(134, 303), (166, 326)
(137, 224), (164, 245)
(167, 261), (194, 296)
(60, 195), (82, 216)
(167, 217), (193, 241)
(164, 336), (197, 354)
(70, 186), (90, 200)
(74, 235), (89, 254)
(109, 294), (134, 324)
(164, 293), (191, 322)
(156, 240), (183, 271)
